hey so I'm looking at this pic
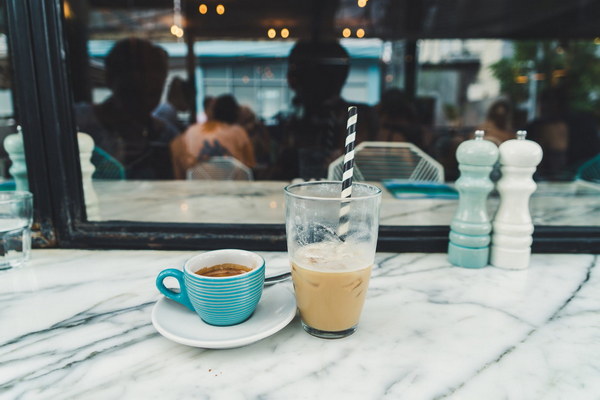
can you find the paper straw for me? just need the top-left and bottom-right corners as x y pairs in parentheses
(338, 106), (357, 239)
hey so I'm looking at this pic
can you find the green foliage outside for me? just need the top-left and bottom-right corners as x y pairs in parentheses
(489, 40), (600, 118)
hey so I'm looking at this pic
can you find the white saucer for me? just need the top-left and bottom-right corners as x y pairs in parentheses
(151, 285), (297, 349)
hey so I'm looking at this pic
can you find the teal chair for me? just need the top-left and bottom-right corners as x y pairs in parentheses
(575, 154), (600, 190)
(91, 147), (126, 180)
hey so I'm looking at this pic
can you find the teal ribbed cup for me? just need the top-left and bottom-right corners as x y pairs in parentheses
(156, 249), (265, 326)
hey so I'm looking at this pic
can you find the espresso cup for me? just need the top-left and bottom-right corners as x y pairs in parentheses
(156, 249), (265, 326)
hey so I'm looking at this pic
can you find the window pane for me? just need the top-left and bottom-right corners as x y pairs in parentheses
(0, 1), (25, 192)
(60, 1), (599, 228)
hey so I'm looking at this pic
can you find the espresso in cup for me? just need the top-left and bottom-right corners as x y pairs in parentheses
(156, 249), (265, 326)
(196, 263), (252, 277)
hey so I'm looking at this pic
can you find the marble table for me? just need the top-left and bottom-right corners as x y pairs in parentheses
(2, 249), (599, 399)
(88, 180), (599, 226)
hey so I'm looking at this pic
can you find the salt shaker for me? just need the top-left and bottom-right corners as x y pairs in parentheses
(448, 130), (499, 268)
(490, 130), (543, 269)
(4, 126), (29, 191)
(77, 132), (100, 220)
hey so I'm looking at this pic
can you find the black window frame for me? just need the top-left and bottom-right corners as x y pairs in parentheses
(6, 0), (600, 253)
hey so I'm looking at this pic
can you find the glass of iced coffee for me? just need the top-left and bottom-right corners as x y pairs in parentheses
(284, 181), (381, 339)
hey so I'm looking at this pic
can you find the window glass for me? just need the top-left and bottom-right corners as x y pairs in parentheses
(0, 0), (24, 192)
(61, 0), (599, 228)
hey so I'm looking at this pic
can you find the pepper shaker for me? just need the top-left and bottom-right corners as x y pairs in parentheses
(448, 130), (499, 268)
(490, 130), (543, 269)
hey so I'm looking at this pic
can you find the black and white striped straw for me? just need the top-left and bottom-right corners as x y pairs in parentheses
(338, 106), (357, 240)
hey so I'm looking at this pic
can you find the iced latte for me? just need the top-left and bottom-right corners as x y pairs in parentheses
(291, 241), (372, 336)
(284, 181), (381, 338)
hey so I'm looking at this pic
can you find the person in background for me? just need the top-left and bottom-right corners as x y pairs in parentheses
(197, 95), (215, 124)
(271, 40), (377, 180)
(476, 99), (514, 145)
(75, 38), (178, 180)
(375, 88), (430, 150)
(170, 94), (255, 179)
(527, 88), (570, 180)
(238, 105), (271, 180)
(153, 76), (195, 132)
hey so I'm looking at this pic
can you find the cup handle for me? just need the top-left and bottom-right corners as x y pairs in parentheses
(156, 269), (194, 311)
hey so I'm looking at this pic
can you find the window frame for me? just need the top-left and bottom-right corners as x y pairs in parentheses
(6, 0), (600, 253)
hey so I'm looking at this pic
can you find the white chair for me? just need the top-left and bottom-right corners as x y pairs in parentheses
(186, 156), (253, 181)
(327, 141), (444, 182)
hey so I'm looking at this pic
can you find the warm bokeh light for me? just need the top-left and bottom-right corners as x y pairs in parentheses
(216, 4), (225, 15)
(170, 25), (184, 38)
(198, 4), (208, 14)
(281, 28), (290, 38)
(267, 28), (276, 39)
(552, 69), (566, 78)
(515, 75), (528, 84)
(63, 1), (74, 19)
(356, 28), (365, 38)
(358, 0), (368, 7)
(342, 28), (351, 38)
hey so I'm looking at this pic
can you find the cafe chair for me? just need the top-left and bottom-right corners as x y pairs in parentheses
(575, 153), (600, 191)
(91, 147), (126, 180)
(327, 141), (444, 182)
(186, 156), (253, 181)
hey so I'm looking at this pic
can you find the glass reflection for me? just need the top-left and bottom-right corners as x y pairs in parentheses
(61, 0), (599, 226)
(0, 0), (24, 192)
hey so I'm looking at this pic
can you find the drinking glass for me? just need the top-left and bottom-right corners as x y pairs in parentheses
(284, 181), (381, 338)
(0, 191), (33, 270)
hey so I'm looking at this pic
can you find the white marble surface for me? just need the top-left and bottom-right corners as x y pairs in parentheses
(1, 249), (599, 399)
(89, 180), (600, 226)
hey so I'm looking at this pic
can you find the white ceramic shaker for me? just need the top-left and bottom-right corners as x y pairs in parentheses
(77, 132), (100, 220)
(4, 126), (29, 191)
(490, 130), (543, 269)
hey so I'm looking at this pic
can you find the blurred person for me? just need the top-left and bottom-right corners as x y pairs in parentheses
(476, 99), (514, 145)
(238, 105), (272, 179)
(375, 88), (430, 150)
(527, 88), (570, 180)
(75, 38), (178, 179)
(170, 94), (255, 179)
(153, 76), (195, 132)
(198, 95), (215, 124)
(271, 40), (377, 180)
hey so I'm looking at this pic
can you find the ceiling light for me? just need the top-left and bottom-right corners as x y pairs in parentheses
(216, 4), (225, 15)
(267, 28), (276, 39)
(199, 4), (208, 14)
(358, 0), (367, 7)
(342, 28), (351, 38)
(356, 28), (365, 38)
(281, 28), (290, 38)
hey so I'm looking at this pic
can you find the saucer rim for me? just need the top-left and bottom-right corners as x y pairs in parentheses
(151, 285), (296, 349)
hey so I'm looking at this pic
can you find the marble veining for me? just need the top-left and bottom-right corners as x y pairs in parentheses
(1, 250), (599, 399)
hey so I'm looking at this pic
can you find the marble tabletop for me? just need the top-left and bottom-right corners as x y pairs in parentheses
(88, 180), (600, 226)
(1, 249), (599, 399)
